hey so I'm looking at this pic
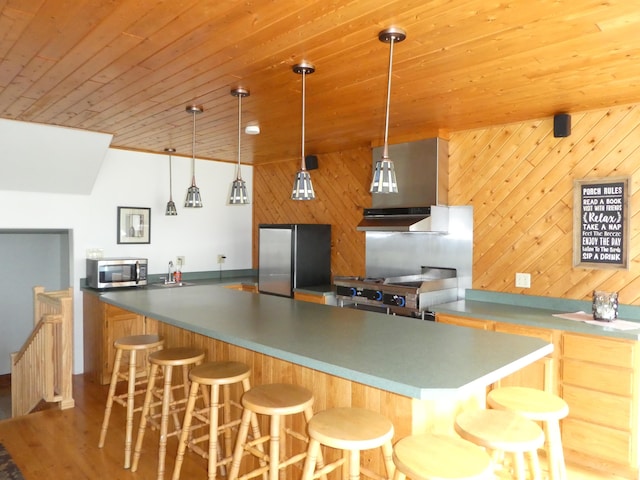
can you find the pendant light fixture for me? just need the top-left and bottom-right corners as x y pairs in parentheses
(291, 62), (316, 201)
(370, 27), (406, 194)
(164, 147), (178, 216)
(184, 104), (203, 208)
(228, 88), (250, 205)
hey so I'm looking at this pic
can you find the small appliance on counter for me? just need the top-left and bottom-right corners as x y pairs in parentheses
(86, 257), (148, 289)
(258, 224), (331, 297)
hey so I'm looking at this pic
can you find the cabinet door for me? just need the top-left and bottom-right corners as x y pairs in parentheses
(435, 313), (492, 330)
(493, 323), (557, 392)
(103, 304), (145, 384)
(82, 293), (105, 384)
(294, 292), (327, 304)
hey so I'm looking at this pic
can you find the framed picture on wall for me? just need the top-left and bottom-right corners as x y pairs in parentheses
(573, 176), (629, 269)
(117, 206), (151, 244)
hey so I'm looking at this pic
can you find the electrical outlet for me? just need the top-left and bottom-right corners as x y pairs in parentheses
(217, 254), (226, 264)
(176, 256), (185, 267)
(515, 273), (531, 288)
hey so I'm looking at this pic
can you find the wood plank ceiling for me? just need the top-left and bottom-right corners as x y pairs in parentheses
(1, 0), (640, 165)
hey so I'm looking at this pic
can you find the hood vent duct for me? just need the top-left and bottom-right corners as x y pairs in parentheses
(357, 138), (449, 233)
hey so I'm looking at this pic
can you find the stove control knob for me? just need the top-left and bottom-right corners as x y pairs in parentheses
(374, 290), (383, 301)
(396, 296), (406, 307)
(349, 287), (357, 297)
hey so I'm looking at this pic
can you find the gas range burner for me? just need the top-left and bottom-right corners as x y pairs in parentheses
(333, 268), (459, 319)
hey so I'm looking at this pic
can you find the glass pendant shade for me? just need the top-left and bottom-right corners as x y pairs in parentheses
(229, 178), (249, 204)
(184, 104), (203, 208)
(291, 62), (316, 201)
(185, 183), (202, 208)
(164, 147), (178, 215)
(370, 156), (399, 193)
(291, 170), (315, 200)
(229, 88), (250, 205)
(370, 27), (405, 194)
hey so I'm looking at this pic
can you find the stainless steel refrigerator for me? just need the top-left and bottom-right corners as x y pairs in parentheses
(258, 224), (331, 297)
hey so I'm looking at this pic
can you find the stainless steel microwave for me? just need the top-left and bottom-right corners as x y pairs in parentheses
(86, 257), (148, 289)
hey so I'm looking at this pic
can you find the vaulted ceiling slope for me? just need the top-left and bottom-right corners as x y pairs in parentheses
(1, 1), (639, 165)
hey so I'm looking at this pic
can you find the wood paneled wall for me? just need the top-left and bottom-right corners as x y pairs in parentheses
(449, 103), (640, 304)
(253, 147), (372, 278)
(253, 102), (640, 305)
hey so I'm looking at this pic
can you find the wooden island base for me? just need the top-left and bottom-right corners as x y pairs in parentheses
(149, 318), (485, 474)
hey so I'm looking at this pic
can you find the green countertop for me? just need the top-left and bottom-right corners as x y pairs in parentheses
(431, 290), (640, 341)
(99, 284), (552, 401)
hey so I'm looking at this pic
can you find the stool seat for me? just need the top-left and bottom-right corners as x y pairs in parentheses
(241, 383), (314, 415)
(308, 407), (394, 450)
(301, 407), (394, 480)
(149, 346), (207, 366)
(98, 334), (165, 469)
(189, 360), (252, 385)
(229, 383), (317, 480)
(172, 361), (256, 480)
(455, 409), (544, 480)
(487, 387), (569, 421)
(131, 346), (205, 479)
(392, 433), (493, 480)
(487, 387), (568, 480)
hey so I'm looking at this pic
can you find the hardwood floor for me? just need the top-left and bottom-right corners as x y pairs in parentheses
(0, 374), (629, 479)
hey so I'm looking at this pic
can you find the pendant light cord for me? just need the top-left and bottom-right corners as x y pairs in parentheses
(301, 68), (307, 171)
(382, 36), (395, 160)
(237, 93), (243, 179)
(169, 153), (173, 200)
(191, 110), (197, 186)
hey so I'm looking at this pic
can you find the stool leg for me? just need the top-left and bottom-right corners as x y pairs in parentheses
(512, 452), (526, 480)
(545, 420), (566, 480)
(300, 438), (321, 480)
(208, 384), (221, 480)
(228, 407), (252, 480)
(98, 348), (123, 450)
(125, 349), (138, 469)
(157, 364), (175, 480)
(348, 449), (360, 480)
(172, 379), (200, 480)
(526, 449), (542, 480)
(382, 440), (395, 479)
(131, 363), (159, 472)
(303, 406), (325, 475)
(223, 384), (233, 461)
(269, 414), (281, 480)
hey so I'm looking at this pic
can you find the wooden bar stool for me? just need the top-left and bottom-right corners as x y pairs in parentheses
(300, 407), (395, 480)
(131, 346), (206, 480)
(172, 361), (260, 480)
(228, 383), (317, 480)
(455, 409), (545, 480)
(98, 334), (164, 469)
(487, 386), (569, 480)
(392, 433), (493, 480)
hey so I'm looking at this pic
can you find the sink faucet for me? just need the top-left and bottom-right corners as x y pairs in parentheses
(167, 261), (175, 284)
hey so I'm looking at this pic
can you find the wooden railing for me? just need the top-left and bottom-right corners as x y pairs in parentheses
(10, 286), (74, 417)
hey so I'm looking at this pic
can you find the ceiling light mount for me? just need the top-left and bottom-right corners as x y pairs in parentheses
(370, 27), (406, 194)
(229, 87), (250, 205)
(291, 62), (316, 201)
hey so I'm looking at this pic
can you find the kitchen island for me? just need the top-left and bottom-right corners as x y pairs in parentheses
(96, 284), (551, 439)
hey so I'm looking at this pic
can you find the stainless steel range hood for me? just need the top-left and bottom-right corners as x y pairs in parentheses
(357, 138), (449, 232)
(357, 206), (449, 232)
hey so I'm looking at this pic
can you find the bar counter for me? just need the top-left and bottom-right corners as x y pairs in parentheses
(99, 284), (552, 439)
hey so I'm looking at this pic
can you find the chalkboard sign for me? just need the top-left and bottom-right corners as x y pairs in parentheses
(573, 177), (630, 269)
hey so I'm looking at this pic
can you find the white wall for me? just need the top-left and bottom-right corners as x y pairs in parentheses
(0, 147), (253, 373)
